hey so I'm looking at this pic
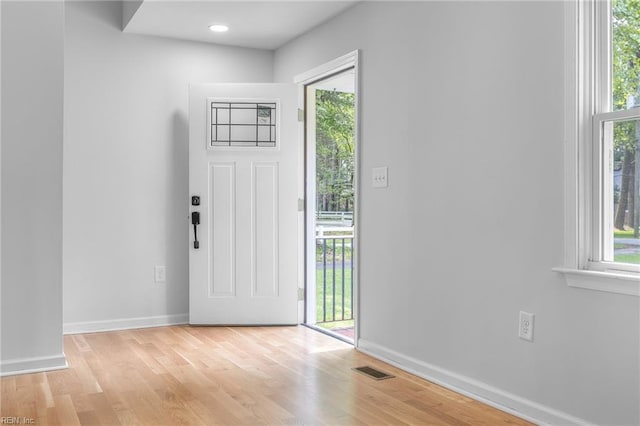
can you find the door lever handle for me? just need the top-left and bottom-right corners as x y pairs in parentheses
(191, 211), (200, 249)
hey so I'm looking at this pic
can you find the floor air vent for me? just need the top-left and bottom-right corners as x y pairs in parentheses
(352, 366), (395, 380)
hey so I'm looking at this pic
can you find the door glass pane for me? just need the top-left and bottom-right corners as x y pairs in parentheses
(305, 67), (356, 344)
(209, 101), (277, 147)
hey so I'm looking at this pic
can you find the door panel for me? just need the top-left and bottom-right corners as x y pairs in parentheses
(189, 83), (298, 325)
(252, 162), (279, 298)
(209, 162), (235, 298)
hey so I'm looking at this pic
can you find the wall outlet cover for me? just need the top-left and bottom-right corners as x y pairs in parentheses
(154, 265), (166, 283)
(519, 311), (534, 342)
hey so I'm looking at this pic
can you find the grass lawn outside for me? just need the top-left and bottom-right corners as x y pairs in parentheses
(614, 253), (640, 263)
(613, 228), (640, 264)
(312, 236), (355, 333)
(316, 241), (352, 262)
(614, 229), (638, 239)
(315, 267), (353, 327)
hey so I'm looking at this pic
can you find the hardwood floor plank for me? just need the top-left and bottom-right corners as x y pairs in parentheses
(1, 326), (533, 425)
(70, 334), (92, 353)
(183, 396), (243, 425)
(53, 394), (81, 426)
(76, 410), (100, 425)
(88, 392), (123, 426)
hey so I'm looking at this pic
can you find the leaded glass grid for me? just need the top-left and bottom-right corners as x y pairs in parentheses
(210, 102), (277, 148)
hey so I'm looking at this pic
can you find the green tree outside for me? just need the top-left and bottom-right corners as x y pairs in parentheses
(315, 90), (355, 214)
(612, 0), (640, 242)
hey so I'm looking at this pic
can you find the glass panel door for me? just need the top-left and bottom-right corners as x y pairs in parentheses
(305, 68), (357, 343)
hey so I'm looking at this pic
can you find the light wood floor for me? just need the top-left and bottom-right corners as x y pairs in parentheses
(1, 325), (532, 425)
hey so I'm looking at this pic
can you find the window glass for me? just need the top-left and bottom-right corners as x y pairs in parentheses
(604, 118), (640, 265)
(605, 0), (640, 268)
(612, 0), (640, 111)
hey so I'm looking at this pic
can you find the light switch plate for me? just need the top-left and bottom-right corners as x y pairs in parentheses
(372, 166), (388, 188)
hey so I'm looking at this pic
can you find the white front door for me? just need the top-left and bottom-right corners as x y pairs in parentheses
(189, 83), (299, 325)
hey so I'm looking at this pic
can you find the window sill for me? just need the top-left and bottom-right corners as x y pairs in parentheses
(553, 267), (639, 297)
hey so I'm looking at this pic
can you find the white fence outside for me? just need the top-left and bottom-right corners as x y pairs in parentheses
(316, 211), (353, 226)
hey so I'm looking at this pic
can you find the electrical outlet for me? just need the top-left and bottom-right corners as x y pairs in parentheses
(154, 265), (166, 283)
(519, 311), (534, 342)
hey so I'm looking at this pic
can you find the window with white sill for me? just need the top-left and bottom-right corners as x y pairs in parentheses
(560, 0), (640, 294)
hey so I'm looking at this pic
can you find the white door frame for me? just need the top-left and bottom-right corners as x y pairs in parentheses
(294, 50), (361, 346)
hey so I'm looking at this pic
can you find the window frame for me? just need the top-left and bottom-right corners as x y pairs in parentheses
(591, 110), (640, 274)
(557, 0), (640, 296)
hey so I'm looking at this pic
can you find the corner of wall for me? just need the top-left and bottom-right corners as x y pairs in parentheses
(122, 0), (144, 31)
(0, 355), (68, 377)
(1, 0), (65, 374)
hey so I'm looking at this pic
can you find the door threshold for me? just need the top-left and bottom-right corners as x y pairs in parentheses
(303, 323), (354, 345)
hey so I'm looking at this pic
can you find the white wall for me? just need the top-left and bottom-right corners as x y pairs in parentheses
(275, 2), (640, 425)
(1, 1), (66, 374)
(1, 0), (3, 373)
(63, 1), (273, 330)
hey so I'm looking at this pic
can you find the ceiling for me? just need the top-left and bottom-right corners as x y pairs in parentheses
(123, 1), (358, 50)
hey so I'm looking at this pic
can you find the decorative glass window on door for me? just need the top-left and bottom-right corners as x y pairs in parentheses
(209, 101), (277, 148)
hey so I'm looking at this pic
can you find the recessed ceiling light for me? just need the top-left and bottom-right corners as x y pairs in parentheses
(209, 24), (229, 33)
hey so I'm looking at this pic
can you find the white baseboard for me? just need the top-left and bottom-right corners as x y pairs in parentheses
(357, 339), (593, 426)
(63, 313), (189, 335)
(0, 353), (68, 377)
